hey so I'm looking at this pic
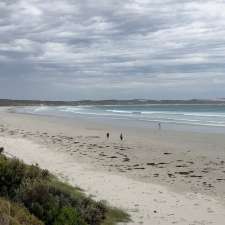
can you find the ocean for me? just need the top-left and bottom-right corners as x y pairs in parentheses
(16, 104), (225, 133)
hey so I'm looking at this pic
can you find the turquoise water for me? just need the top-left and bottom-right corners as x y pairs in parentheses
(17, 104), (225, 129)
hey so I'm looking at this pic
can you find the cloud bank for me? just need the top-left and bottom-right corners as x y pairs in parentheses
(0, 0), (225, 100)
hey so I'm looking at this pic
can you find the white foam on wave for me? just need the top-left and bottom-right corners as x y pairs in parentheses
(142, 111), (225, 118)
(106, 109), (134, 114)
(32, 106), (50, 112)
(106, 109), (225, 118)
(59, 107), (84, 113)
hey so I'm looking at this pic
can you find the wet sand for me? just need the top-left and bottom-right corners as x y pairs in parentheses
(1, 107), (225, 224)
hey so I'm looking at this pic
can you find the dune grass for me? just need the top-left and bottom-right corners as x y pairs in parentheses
(0, 198), (44, 225)
(102, 206), (130, 225)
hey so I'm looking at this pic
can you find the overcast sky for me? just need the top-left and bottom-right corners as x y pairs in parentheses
(0, 0), (225, 100)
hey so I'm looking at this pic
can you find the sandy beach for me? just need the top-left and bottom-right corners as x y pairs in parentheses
(1, 107), (225, 225)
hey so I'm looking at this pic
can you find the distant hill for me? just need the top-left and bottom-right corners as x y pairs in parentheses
(1, 99), (225, 106)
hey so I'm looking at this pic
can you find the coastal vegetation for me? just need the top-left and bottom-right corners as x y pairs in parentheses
(0, 197), (44, 225)
(0, 149), (129, 225)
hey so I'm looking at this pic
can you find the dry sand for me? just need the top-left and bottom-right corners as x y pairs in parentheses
(1, 107), (225, 224)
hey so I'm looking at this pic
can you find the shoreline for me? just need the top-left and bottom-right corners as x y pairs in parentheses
(1, 107), (225, 224)
(14, 105), (225, 134)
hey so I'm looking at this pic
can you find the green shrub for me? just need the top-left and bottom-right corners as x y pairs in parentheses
(16, 180), (106, 225)
(53, 207), (87, 225)
(0, 156), (50, 198)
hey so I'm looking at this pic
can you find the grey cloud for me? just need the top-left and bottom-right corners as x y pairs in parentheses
(0, 0), (225, 100)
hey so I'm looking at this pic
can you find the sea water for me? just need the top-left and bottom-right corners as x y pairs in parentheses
(16, 104), (225, 133)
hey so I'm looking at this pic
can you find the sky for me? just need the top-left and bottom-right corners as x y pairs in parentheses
(0, 0), (225, 100)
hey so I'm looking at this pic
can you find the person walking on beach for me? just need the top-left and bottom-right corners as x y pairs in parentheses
(106, 132), (110, 139)
(120, 133), (123, 141)
(158, 122), (161, 130)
